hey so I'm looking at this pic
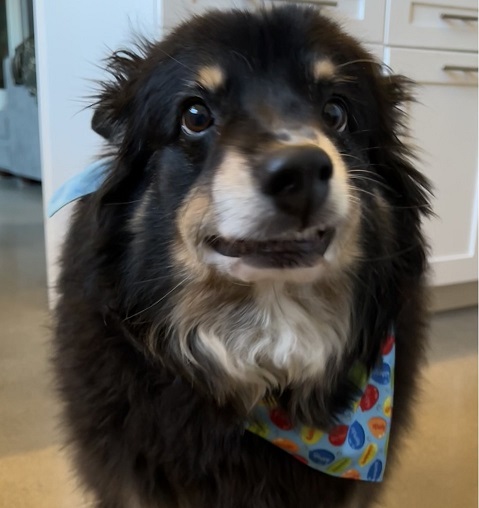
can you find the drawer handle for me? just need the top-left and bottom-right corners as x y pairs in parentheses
(440, 13), (478, 22)
(442, 65), (478, 73)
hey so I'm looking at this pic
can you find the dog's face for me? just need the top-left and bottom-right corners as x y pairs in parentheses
(174, 56), (359, 284)
(91, 6), (430, 414)
(94, 7), (386, 285)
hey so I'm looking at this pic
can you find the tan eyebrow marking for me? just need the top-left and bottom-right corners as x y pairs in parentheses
(196, 65), (225, 92)
(312, 59), (337, 81)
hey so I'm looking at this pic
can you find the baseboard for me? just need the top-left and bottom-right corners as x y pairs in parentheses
(430, 281), (478, 313)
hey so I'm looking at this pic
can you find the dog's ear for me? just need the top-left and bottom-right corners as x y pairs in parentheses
(370, 73), (432, 216)
(91, 49), (145, 142)
(91, 104), (117, 140)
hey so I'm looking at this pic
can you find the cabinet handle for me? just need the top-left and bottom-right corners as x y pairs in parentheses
(442, 65), (478, 73)
(440, 13), (478, 22)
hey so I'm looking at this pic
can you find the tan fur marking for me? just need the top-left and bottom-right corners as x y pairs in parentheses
(212, 151), (273, 239)
(175, 189), (214, 279)
(197, 65), (225, 92)
(312, 59), (336, 81)
(374, 191), (393, 229)
(129, 187), (154, 234)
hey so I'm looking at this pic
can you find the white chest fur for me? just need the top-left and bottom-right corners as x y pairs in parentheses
(174, 279), (352, 407)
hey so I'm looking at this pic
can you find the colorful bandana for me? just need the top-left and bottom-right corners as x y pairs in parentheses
(247, 334), (395, 482)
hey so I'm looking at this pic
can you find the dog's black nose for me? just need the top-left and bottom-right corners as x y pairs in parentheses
(259, 147), (333, 220)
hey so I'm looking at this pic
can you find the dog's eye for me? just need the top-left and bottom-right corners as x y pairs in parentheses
(182, 103), (213, 135)
(322, 99), (348, 133)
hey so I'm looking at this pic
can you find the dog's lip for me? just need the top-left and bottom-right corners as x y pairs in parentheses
(205, 228), (335, 260)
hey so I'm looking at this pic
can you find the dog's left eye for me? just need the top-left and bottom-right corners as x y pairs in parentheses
(322, 99), (348, 133)
(182, 102), (213, 135)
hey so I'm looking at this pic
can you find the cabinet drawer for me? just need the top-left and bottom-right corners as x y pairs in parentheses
(262, 0), (386, 43)
(161, 0), (250, 30)
(387, 1), (478, 52)
(385, 47), (478, 85)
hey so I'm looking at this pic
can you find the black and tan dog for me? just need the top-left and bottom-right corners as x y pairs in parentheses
(53, 5), (431, 507)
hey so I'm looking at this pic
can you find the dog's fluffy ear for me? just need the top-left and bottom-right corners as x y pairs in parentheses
(91, 49), (145, 142)
(91, 105), (116, 140)
(371, 73), (432, 216)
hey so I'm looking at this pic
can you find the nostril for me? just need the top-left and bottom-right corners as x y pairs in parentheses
(318, 161), (333, 181)
(269, 168), (303, 196)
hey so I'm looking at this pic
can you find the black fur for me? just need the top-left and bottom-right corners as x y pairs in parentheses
(53, 6), (431, 507)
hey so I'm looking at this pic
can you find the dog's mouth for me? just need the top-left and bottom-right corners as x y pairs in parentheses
(205, 228), (335, 268)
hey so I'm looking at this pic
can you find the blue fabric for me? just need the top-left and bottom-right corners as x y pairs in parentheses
(47, 159), (110, 217)
(247, 334), (395, 482)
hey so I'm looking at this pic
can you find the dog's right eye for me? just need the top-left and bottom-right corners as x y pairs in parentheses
(322, 98), (348, 133)
(182, 102), (213, 135)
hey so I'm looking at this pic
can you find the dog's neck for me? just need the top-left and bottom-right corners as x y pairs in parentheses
(160, 274), (353, 415)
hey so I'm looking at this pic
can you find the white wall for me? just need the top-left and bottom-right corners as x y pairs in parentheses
(34, 1), (160, 298)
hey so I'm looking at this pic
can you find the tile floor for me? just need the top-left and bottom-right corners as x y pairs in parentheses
(0, 178), (477, 507)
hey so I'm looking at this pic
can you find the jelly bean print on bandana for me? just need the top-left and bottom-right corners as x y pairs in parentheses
(247, 333), (396, 482)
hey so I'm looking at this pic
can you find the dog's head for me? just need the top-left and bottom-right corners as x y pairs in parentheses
(89, 6), (431, 417)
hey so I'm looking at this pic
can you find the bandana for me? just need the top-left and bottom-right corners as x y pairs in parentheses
(247, 334), (395, 482)
(49, 164), (395, 482)
(47, 159), (110, 217)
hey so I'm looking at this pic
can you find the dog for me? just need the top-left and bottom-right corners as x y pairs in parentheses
(52, 5), (432, 507)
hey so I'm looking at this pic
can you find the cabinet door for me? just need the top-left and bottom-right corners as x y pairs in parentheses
(386, 48), (478, 286)
(387, 0), (478, 52)
(261, 0), (386, 43)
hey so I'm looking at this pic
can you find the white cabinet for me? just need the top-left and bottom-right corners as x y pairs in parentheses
(386, 48), (478, 285)
(387, 0), (478, 52)
(384, 1), (478, 286)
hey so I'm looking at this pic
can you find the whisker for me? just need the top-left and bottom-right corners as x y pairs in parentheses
(134, 270), (178, 284)
(349, 187), (378, 200)
(105, 199), (143, 206)
(336, 58), (385, 70)
(356, 243), (422, 262)
(124, 277), (190, 321)
(157, 48), (196, 73)
(231, 50), (254, 72)
(349, 176), (395, 193)
(345, 270), (380, 306)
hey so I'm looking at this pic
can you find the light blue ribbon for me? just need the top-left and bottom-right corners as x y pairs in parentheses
(47, 159), (110, 217)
